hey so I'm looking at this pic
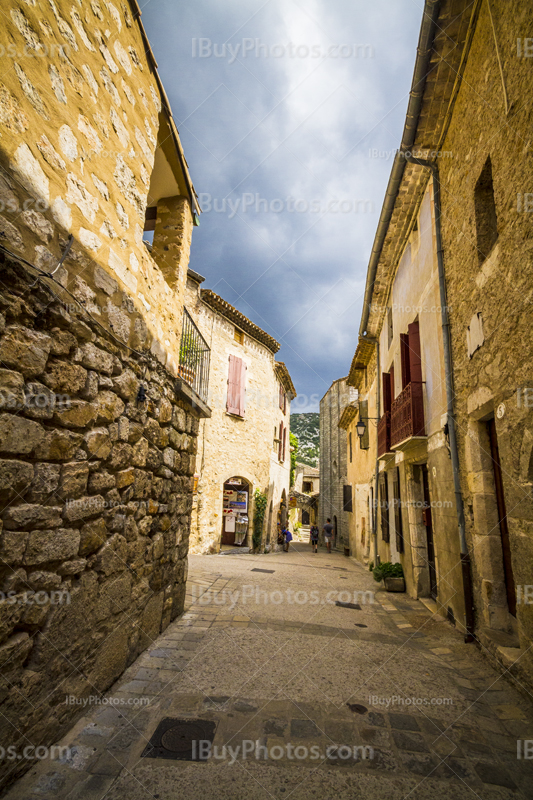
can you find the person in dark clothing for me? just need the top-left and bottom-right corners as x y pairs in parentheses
(283, 528), (293, 552)
(323, 518), (334, 553)
(310, 525), (319, 553)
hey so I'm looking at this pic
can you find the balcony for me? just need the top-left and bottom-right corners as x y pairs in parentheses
(377, 411), (392, 458)
(178, 308), (210, 404)
(390, 381), (425, 448)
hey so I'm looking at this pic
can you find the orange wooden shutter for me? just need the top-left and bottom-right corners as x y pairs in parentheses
(227, 355), (241, 414)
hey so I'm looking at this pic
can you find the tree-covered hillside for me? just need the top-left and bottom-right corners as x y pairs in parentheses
(290, 413), (319, 467)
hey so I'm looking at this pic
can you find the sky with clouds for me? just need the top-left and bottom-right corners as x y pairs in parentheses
(141, 0), (424, 412)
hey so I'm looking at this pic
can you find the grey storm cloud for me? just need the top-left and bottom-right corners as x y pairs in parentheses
(141, 0), (423, 410)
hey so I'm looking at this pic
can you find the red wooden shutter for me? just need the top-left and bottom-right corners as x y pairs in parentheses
(227, 355), (241, 414)
(400, 334), (411, 388)
(389, 364), (395, 401)
(238, 358), (246, 416)
(408, 321), (422, 383)
(382, 371), (392, 414)
(278, 421), (283, 460)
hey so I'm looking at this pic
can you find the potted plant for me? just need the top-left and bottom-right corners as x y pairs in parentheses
(179, 331), (202, 384)
(372, 562), (405, 592)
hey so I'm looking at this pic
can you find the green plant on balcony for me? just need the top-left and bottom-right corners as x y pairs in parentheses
(179, 330), (203, 382)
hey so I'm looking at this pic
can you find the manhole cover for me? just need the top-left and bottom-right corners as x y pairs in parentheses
(251, 568), (275, 573)
(141, 718), (217, 761)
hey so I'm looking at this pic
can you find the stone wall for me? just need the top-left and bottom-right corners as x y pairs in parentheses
(439, 0), (533, 679)
(0, 0), (195, 374)
(0, 258), (199, 791)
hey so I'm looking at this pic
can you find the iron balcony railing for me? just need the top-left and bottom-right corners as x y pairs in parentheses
(178, 308), (210, 404)
(377, 411), (391, 457)
(390, 381), (425, 447)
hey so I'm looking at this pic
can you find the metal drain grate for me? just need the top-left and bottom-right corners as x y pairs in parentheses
(335, 601), (361, 610)
(251, 568), (275, 573)
(141, 718), (217, 761)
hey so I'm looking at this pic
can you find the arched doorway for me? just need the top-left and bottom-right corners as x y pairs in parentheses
(221, 476), (250, 547)
(302, 509), (310, 525)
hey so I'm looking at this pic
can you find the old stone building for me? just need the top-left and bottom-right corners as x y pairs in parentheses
(344, 0), (533, 686)
(185, 270), (296, 554)
(0, 1), (210, 790)
(289, 462), (319, 529)
(340, 342), (377, 566)
(319, 378), (356, 549)
(436, 0), (533, 681)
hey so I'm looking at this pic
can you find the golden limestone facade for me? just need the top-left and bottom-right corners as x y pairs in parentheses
(185, 271), (296, 554)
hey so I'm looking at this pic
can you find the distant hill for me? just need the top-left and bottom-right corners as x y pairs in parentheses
(290, 413), (319, 468)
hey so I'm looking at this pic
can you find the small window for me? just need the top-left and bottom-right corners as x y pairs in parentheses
(474, 157), (498, 264)
(303, 481), (313, 493)
(234, 327), (244, 345)
(343, 484), (353, 512)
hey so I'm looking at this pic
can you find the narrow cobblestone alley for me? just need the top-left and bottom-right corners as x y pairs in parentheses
(6, 544), (533, 800)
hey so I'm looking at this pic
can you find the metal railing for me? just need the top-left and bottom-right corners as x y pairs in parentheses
(178, 308), (210, 404)
(390, 381), (425, 446)
(377, 411), (391, 457)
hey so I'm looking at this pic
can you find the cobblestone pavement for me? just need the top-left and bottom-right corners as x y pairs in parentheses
(5, 544), (533, 800)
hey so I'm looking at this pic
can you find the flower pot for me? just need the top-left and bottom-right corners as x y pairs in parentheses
(384, 576), (405, 593)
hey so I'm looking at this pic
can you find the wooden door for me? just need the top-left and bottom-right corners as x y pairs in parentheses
(421, 465), (437, 599)
(487, 419), (516, 616)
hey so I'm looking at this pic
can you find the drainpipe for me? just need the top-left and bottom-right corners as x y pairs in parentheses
(402, 154), (475, 642)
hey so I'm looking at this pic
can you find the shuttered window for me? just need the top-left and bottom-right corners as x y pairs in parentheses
(379, 474), (390, 543)
(227, 355), (246, 416)
(343, 484), (353, 512)
(278, 421), (283, 460)
(359, 399), (369, 450)
(282, 426), (287, 461)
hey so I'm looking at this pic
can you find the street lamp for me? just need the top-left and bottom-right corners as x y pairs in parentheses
(356, 419), (366, 439)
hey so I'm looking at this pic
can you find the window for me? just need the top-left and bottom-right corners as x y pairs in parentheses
(343, 484), (353, 512)
(234, 327), (244, 345)
(387, 307), (393, 351)
(399, 321), (422, 388)
(474, 157), (498, 264)
(279, 383), (287, 413)
(227, 355), (246, 416)
(303, 481), (313, 493)
(349, 432), (353, 462)
(282, 425), (287, 462)
(278, 421), (284, 461)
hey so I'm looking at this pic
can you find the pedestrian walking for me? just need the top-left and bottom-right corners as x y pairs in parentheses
(310, 525), (319, 553)
(283, 527), (293, 552)
(323, 518), (334, 553)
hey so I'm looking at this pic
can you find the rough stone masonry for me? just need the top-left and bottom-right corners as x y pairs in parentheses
(0, 259), (200, 790)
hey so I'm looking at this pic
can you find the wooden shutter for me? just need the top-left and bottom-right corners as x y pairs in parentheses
(379, 474), (390, 543)
(359, 400), (369, 450)
(389, 363), (395, 401)
(282, 426), (286, 461)
(382, 372), (392, 414)
(393, 467), (404, 553)
(343, 484), (353, 512)
(227, 355), (240, 414)
(400, 333), (411, 388)
(408, 321), (422, 383)
(278, 421), (283, 460)
(238, 358), (247, 416)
